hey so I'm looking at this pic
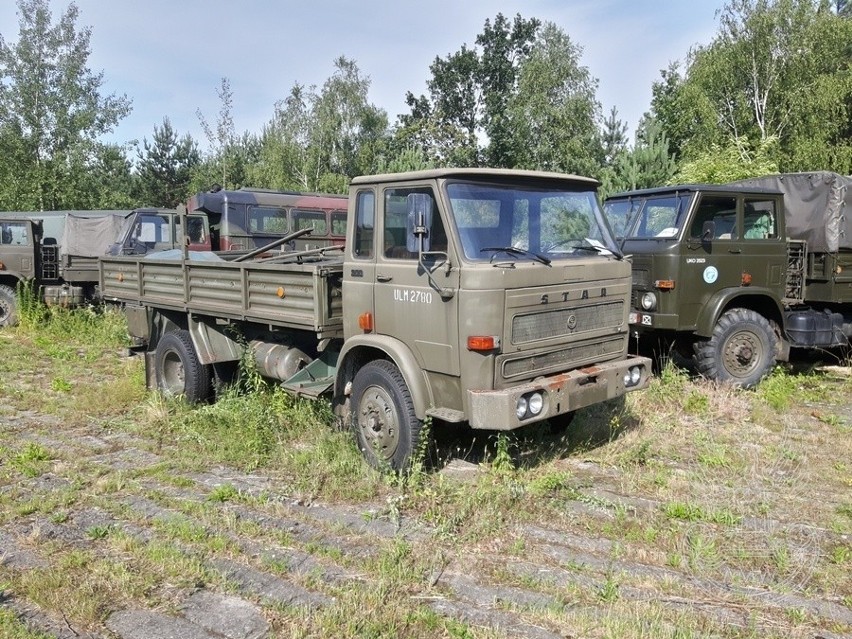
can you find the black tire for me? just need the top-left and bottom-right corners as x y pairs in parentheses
(694, 308), (776, 388)
(0, 284), (18, 327)
(350, 360), (423, 472)
(154, 330), (213, 403)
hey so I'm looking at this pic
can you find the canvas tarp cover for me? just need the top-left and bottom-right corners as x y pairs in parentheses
(60, 213), (127, 258)
(729, 172), (851, 253)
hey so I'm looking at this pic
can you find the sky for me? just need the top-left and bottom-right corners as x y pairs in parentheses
(0, 0), (724, 152)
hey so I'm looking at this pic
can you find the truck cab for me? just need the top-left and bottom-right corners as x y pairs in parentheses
(604, 179), (852, 388)
(338, 169), (650, 458)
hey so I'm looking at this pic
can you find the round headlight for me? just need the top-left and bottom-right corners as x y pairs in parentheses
(630, 366), (642, 385)
(516, 396), (528, 420)
(640, 292), (657, 311)
(623, 371), (632, 386)
(528, 392), (544, 415)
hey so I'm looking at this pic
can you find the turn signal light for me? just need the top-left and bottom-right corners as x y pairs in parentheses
(741, 272), (752, 286)
(654, 279), (676, 290)
(467, 335), (500, 351)
(358, 312), (373, 332)
(0, 261), (5, 270)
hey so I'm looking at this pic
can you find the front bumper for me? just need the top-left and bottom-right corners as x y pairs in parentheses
(466, 354), (652, 430)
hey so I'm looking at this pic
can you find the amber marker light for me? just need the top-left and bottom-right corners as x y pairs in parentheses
(654, 279), (676, 290)
(0, 261), (5, 270)
(358, 312), (373, 332)
(467, 335), (500, 351)
(277, 286), (285, 298)
(741, 272), (752, 286)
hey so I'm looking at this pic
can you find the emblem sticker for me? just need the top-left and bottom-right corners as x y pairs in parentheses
(703, 266), (719, 284)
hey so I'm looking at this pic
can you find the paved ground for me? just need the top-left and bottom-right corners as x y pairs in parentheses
(1, 389), (851, 638)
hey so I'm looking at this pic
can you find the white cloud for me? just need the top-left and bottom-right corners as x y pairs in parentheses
(0, 0), (723, 150)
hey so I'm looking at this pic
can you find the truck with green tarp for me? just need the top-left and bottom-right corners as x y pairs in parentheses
(603, 171), (852, 387)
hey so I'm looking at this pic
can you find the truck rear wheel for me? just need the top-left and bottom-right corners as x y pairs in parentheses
(351, 360), (422, 472)
(694, 308), (776, 389)
(154, 330), (213, 403)
(0, 284), (18, 327)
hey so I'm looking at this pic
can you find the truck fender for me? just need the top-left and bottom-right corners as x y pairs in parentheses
(695, 287), (784, 337)
(335, 334), (432, 420)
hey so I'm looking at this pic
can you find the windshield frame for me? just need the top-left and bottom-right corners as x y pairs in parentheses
(443, 179), (621, 263)
(605, 192), (696, 240)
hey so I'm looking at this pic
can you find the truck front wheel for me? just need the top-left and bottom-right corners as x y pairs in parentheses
(350, 360), (423, 472)
(694, 308), (776, 389)
(154, 330), (213, 403)
(0, 284), (18, 327)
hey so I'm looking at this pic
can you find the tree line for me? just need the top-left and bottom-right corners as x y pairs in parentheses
(1, 0), (850, 212)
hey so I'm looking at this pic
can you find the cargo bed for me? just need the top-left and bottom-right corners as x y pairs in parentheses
(100, 255), (344, 337)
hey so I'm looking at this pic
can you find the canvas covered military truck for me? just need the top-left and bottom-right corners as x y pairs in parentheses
(0, 211), (128, 326)
(101, 168), (651, 470)
(0, 208), (209, 326)
(603, 171), (852, 388)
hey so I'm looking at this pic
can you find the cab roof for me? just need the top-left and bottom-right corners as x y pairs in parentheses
(606, 183), (782, 200)
(351, 168), (600, 188)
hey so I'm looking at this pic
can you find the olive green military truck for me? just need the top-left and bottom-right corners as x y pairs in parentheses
(0, 211), (127, 326)
(604, 171), (852, 388)
(0, 209), (210, 326)
(100, 169), (652, 470)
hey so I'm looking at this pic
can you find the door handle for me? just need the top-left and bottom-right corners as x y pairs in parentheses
(728, 248), (742, 254)
(376, 274), (393, 282)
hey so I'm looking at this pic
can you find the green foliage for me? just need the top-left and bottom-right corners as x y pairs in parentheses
(600, 119), (678, 198)
(505, 22), (604, 176)
(401, 14), (615, 177)
(675, 135), (780, 183)
(247, 58), (388, 193)
(650, 0), (852, 174)
(16, 279), (49, 328)
(0, 0), (131, 210)
(663, 501), (741, 525)
(135, 117), (200, 207)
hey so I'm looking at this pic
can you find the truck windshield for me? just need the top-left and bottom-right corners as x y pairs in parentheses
(604, 193), (694, 239)
(446, 182), (619, 261)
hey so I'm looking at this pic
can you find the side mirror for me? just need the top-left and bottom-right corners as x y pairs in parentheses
(701, 220), (715, 241)
(406, 193), (433, 253)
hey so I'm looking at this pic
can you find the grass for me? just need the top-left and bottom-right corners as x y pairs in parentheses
(1, 313), (851, 638)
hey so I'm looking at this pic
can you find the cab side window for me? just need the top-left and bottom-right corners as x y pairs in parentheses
(0, 222), (29, 245)
(689, 196), (737, 240)
(383, 187), (447, 259)
(353, 190), (374, 259)
(743, 198), (777, 239)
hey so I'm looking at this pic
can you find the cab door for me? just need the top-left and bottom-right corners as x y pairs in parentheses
(342, 189), (377, 339)
(679, 194), (743, 328)
(0, 220), (38, 279)
(372, 185), (461, 376)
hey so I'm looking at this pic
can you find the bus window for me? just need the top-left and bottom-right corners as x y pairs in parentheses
(331, 211), (347, 237)
(292, 210), (328, 236)
(249, 206), (289, 234)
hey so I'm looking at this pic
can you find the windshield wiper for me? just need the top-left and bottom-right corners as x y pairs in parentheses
(480, 246), (552, 266)
(545, 239), (612, 255)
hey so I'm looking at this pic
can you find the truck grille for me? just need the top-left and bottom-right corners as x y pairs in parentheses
(512, 301), (624, 344)
(502, 337), (624, 379)
(632, 269), (650, 287)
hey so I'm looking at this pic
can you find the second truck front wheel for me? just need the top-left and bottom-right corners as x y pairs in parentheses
(154, 330), (213, 403)
(0, 284), (18, 327)
(350, 360), (423, 472)
(694, 308), (776, 389)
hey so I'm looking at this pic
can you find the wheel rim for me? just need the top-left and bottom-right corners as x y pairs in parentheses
(0, 299), (10, 324)
(721, 328), (765, 379)
(161, 350), (186, 395)
(355, 384), (399, 461)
